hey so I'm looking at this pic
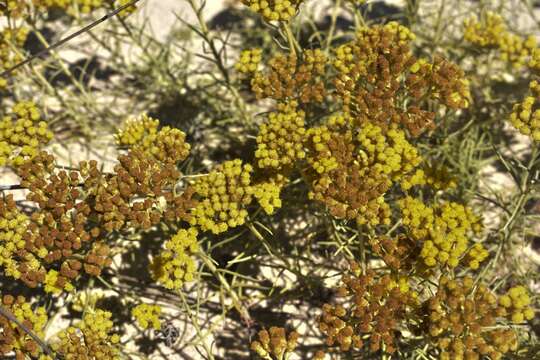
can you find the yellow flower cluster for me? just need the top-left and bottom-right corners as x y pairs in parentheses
(333, 22), (469, 137)
(250, 327), (299, 359)
(115, 114), (191, 163)
(499, 286), (535, 324)
(466, 243), (489, 270)
(252, 173), (287, 215)
(509, 80), (540, 141)
(357, 123), (422, 182)
(463, 12), (507, 47)
(152, 227), (198, 290)
(463, 12), (537, 68)
(399, 197), (483, 268)
(132, 303), (162, 330)
(529, 49), (540, 72)
(1, 27), (29, 88)
(0, 101), (53, 167)
(318, 262), (416, 356)
(0, 195), (28, 280)
(44, 269), (75, 294)
(255, 106), (306, 169)
(235, 48), (263, 74)
(115, 114), (159, 147)
(241, 0), (302, 21)
(190, 159), (253, 234)
(402, 163), (457, 191)
(0, 294), (48, 359)
(52, 309), (120, 360)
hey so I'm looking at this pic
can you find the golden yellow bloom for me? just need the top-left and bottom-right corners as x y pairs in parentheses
(0, 101), (53, 167)
(509, 80), (540, 141)
(132, 303), (162, 330)
(241, 0), (303, 21)
(152, 227), (199, 289)
(235, 48), (263, 74)
(190, 159), (254, 234)
(500, 286), (535, 324)
(52, 309), (120, 359)
(255, 104), (306, 169)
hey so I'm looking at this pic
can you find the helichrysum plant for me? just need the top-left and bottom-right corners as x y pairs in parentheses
(0, 0), (538, 359)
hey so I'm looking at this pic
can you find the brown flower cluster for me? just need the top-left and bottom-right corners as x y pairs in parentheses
(318, 261), (416, 356)
(368, 235), (419, 272)
(0, 294), (48, 359)
(333, 22), (469, 136)
(304, 115), (421, 226)
(11, 152), (107, 291)
(422, 276), (519, 360)
(251, 49), (326, 104)
(0, 113), (195, 293)
(250, 327), (299, 359)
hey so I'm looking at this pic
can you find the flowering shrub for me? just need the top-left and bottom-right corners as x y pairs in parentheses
(0, 0), (538, 359)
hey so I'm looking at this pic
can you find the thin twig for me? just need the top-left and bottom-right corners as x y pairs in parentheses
(0, 304), (56, 358)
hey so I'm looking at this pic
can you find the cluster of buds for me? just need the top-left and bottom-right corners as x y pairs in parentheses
(235, 48), (263, 74)
(0, 101), (53, 167)
(132, 303), (162, 330)
(318, 261), (416, 356)
(250, 327), (299, 360)
(241, 0), (303, 21)
(499, 286), (535, 324)
(463, 12), (537, 69)
(0, 294), (48, 359)
(423, 276), (519, 360)
(401, 162), (457, 191)
(509, 80), (540, 141)
(334, 22), (469, 137)
(51, 309), (120, 359)
(190, 159), (254, 234)
(0, 27), (29, 88)
(255, 104), (306, 170)
(304, 115), (421, 226)
(151, 227), (199, 290)
(251, 49), (326, 104)
(399, 196), (484, 269)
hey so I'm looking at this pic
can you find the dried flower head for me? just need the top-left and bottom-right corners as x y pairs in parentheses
(0, 294), (48, 359)
(318, 262), (416, 355)
(251, 49), (326, 104)
(250, 326), (299, 359)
